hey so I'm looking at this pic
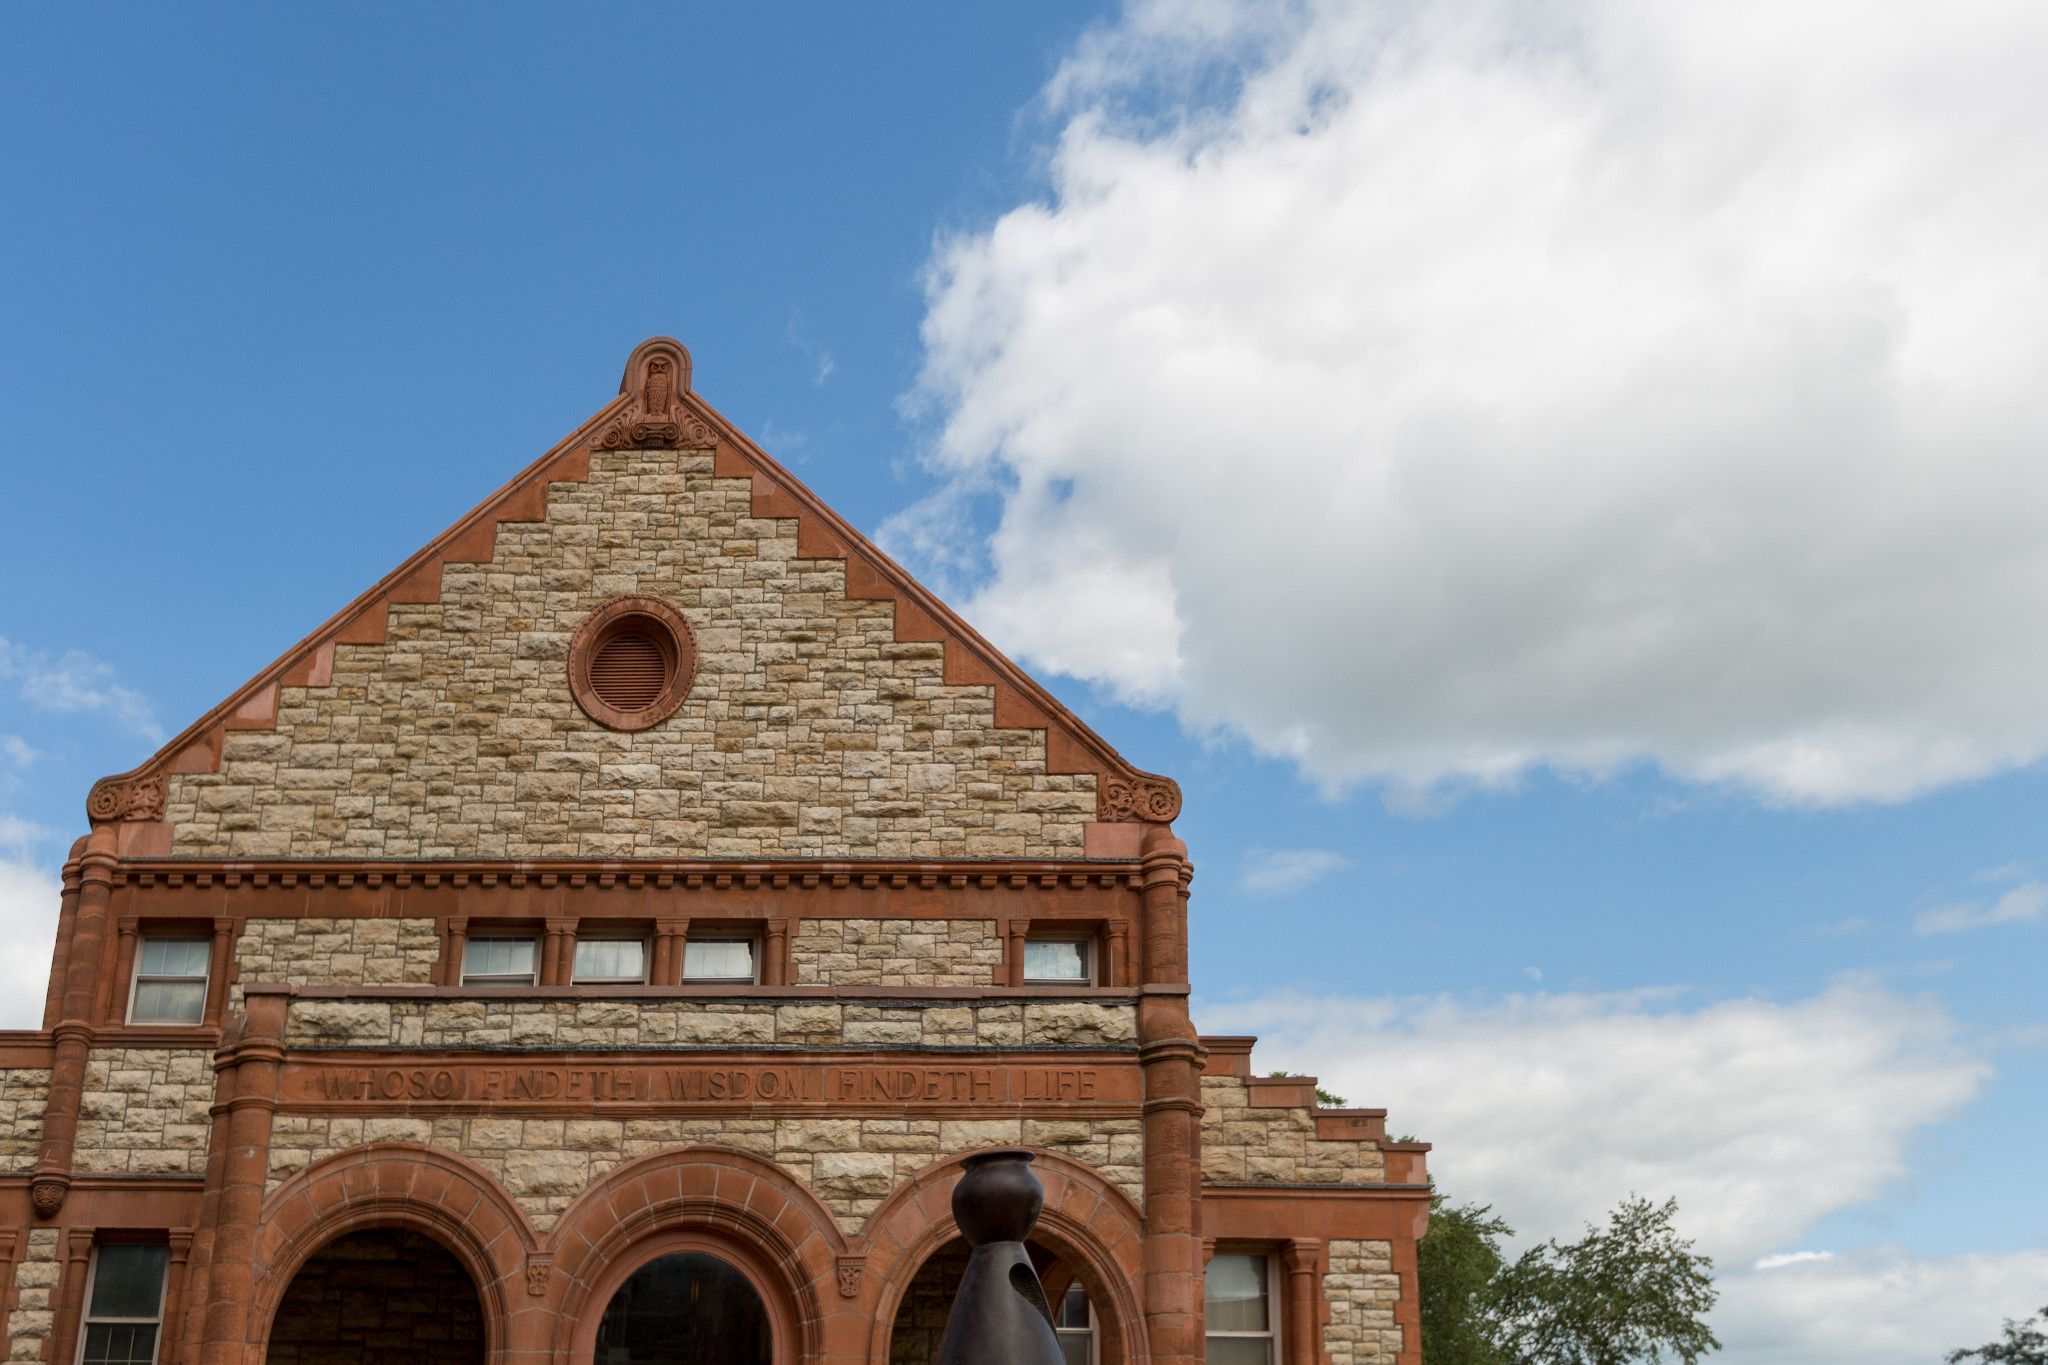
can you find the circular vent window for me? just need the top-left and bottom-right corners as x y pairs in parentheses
(568, 596), (696, 731)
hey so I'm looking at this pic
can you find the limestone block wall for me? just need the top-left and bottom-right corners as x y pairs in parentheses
(72, 1049), (215, 1175)
(266, 1114), (1144, 1229)
(1199, 1076), (1384, 1184)
(791, 919), (1002, 987)
(1324, 1240), (1403, 1363)
(159, 449), (1098, 860)
(232, 917), (440, 1007)
(0, 1070), (50, 1172)
(6, 1228), (59, 1364)
(285, 997), (1138, 1051)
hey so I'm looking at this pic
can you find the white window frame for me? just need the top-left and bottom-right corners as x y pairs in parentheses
(75, 1241), (170, 1365)
(126, 937), (211, 1026)
(1054, 1280), (1099, 1365)
(681, 937), (760, 985)
(571, 936), (650, 985)
(1204, 1250), (1282, 1365)
(461, 936), (540, 987)
(1022, 935), (1095, 986)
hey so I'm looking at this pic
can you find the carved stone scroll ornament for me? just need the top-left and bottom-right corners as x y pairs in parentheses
(597, 350), (716, 451)
(1098, 772), (1181, 823)
(525, 1258), (553, 1297)
(86, 772), (166, 825)
(29, 1176), (67, 1220)
(836, 1254), (864, 1299)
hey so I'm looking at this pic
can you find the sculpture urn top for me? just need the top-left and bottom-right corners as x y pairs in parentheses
(951, 1149), (1044, 1247)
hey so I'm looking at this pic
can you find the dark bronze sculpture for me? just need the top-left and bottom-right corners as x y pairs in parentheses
(937, 1149), (1067, 1365)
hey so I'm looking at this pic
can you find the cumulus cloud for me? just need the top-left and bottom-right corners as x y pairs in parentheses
(1237, 846), (1348, 896)
(1195, 981), (1988, 1264)
(1716, 1247), (2048, 1365)
(0, 823), (57, 1030)
(1916, 879), (2048, 934)
(905, 0), (2048, 806)
(0, 636), (160, 743)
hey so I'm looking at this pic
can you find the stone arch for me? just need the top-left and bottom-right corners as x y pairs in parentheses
(250, 1143), (536, 1364)
(862, 1149), (1148, 1365)
(544, 1145), (849, 1365)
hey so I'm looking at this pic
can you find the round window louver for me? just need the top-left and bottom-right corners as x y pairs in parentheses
(569, 597), (696, 731)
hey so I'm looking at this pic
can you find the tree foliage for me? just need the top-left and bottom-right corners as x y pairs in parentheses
(1949, 1306), (2048, 1365)
(1417, 1193), (1719, 1365)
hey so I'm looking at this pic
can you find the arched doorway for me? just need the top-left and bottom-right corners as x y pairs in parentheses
(887, 1239), (1102, 1365)
(593, 1251), (773, 1365)
(265, 1227), (485, 1365)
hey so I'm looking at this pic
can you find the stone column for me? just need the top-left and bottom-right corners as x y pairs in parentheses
(1105, 922), (1131, 988)
(1137, 824), (1204, 1365)
(33, 832), (118, 1219)
(102, 917), (139, 1024)
(161, 1230), (195, 1362)
(1281, 1239), (1324, 1365)
(542, 918), (577, 986)
(47, 1229), (94, 1365)
(198, 985), (287, 1363)
(652, 918), (687, 985)
(762, 919), (790, 986)
(439, 916), (470, 985)
(40, 841), (85, 1029)
(204, 919), (236, 1021)
(1005, 920), (1030, 987)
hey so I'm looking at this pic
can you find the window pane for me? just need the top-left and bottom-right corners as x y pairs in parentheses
(1057, 1283), (1091, 1329)
(89, 1243), (168, 1318)
(81, 1322), (159, 1365)
(1057, 1333), (1092, 1365)
(575, 939), (645, 982)
(464, 939), (536, 980)
(131, 979), (206, 1024)
(139, 938), (208, 977)
(1203, 1335), (1272, 1365)
(1024, 940), (1088, 981)
(683, 940), (754, 981)
(1204, 1255), (1269, 1332)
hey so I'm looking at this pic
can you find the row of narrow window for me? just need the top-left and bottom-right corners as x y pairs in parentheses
(123, 932), (1100, 1026)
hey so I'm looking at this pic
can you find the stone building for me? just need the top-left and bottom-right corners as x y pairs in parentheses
(0, 339), (1430, 1365)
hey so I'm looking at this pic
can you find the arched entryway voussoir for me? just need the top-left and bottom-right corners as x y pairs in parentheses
(545, 1145), (849, 1364)
(251, 1143), (538, 1363)
(863, 1148), (1149, 1365)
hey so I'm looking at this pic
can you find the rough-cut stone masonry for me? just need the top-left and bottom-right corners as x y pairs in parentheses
(160, 450), (1097, 860)
(0, 1070), (50, 1172)
(73, 1049), (214, 1175)
(888, 1239), (970, 1365)
(231, 917), (440, 1008)
(1199, 1076), (1384, 1185)
(266, 1228), (484, 1365)
(285, 997), (1138, 1051)
(792, 918), (1002, 987)
(6, 1228), (58, 1364)
(1324, 1240), (1403, 1363)
(266, 1116), (1144, 1229)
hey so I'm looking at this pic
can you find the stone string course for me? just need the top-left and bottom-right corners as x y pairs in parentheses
(791, 918), (1001, 987)
(72, 1049), (215, 1175)
(232, 917), (440, 1009)
(266, 1115), (1144, 1230)
(1199, 1076), (1384, 1184)
(285, 997), (1137, 1051)
(1324, 1239), (1403, 1363)
(6, 1228), (59, 1364)
(160, 450), (1098, 860)
(0, 1071), (50, 1173)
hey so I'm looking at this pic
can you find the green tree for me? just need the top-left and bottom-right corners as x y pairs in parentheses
(1492, 1196), (1719, 1365)
(1414, 1193), (1719, 1365)
(1949, 1305), (2048, 1365)
(1417, 1195), (1511, 1365)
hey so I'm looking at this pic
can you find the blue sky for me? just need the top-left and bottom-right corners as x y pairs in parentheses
(5, 5), (2046, 1361)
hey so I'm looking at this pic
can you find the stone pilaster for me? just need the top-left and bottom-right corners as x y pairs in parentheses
(198, 986), (286, 1363)
(33, 832), (118, 1219)
(1138, 824), (1204, 1365)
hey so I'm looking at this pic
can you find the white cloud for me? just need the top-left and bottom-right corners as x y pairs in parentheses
(0, 736), (33, 769)
(906, 0), (2048, 807)
(1753, 1250), (1833, 1271)
(1915, 879), (2048, 934)
(0, 636), (161, 743)
(1237, 846), (1348, 896)
(0, 856), (57, 1030)
(1716, 1248), (2048, 1365)
(1194, 981), (1988, 1265)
